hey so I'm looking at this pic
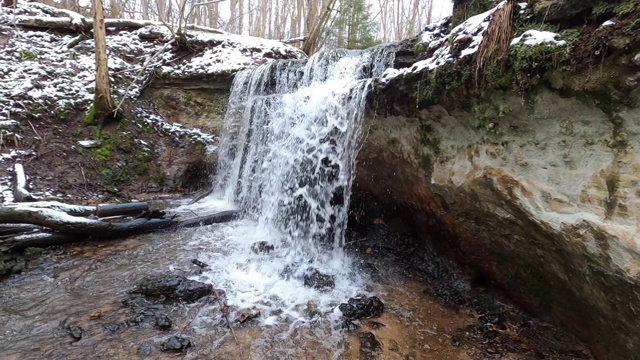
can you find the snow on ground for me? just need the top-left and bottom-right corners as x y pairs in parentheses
(383, 0), (566, 80)
(0, 2), (305, 140)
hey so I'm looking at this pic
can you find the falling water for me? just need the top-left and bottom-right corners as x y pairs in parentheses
(189, 46), (396, 322)
(216, 47), (394, 254)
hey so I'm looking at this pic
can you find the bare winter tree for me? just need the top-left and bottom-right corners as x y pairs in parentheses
(91, 0), (117, 126)
(41, 0), (447, 51)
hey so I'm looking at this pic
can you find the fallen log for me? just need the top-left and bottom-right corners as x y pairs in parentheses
(4, 201), (149, 218)
(0, 207), (174, 235)
(0, 208), (237, 251)
(177, 210), (236, 228)
(96, 202), (149, 217)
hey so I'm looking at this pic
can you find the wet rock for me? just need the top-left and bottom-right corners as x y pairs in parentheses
(102, 323), (121, 334)
(134, 274), (212, 303)
(341, 319), (359, 332)
(633, 53), (640, 67)
(125, 307), (156, 327)
(531, 0), (591, 23)
(303, 268), (335, 291)
(155, 315), (172, 330)
(280, 264), (298, 280)
(235, 307), (261, 323)
(367, 321), (385, 329)
(161, 335), (191, 352)
(22, 247), (44, 260)
(304, 300), (321, 318)
(608, 36), (633, 52)
(251, 241), (274, 255)
(388, 339), (400, 352)
(339, 295), (384, 319)
(191, 259), (209, 268)
(359, 331), (382, 359)
(67, 325), (83, 341)
(451, 35), (473, 58)
(138, 342), (154, 356)
(358, 262), (382, 282)
(89, 311), (102, 320)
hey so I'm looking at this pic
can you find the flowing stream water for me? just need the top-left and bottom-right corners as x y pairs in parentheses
(0, 47), (594, 360)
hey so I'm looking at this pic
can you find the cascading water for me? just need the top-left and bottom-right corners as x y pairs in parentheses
(187, 46), (395, 323)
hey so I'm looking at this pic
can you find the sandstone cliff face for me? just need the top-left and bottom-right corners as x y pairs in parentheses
(357, 84), (640, 360)
(352, 1), (640, 357)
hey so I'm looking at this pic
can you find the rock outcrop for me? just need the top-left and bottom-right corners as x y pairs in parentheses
(355, 1), (640, 359)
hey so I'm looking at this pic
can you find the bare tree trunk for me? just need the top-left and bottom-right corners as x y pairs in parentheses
(302, 0), (335, 54)
(2, 0), (16, 9)
(109, 0), (121, 17)
(407, 0), (420, 37)
(92, 0), (116, 126)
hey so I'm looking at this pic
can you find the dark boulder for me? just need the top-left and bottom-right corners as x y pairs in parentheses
(251, 241), (274, 255)
(134, 274), (212, 303)
(303, 268), (335, 291)
(155, 315), (172, 330)
(161, 335), (191, 352)
(339, 295), (384, 319)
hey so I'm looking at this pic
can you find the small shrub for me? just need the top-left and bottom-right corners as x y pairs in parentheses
(19, 50), (36, 61)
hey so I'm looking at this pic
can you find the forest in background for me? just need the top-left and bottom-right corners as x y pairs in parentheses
(14, 0), (451, 52)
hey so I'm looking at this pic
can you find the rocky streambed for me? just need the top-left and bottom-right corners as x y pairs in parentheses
(0, 213), (593, 360)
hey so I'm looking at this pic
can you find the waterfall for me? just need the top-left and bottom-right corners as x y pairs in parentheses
(214, 47), (395, 257)
(186, 45), (396, 323)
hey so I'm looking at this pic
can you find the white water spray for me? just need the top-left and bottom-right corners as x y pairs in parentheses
(188, 46), (395, 321)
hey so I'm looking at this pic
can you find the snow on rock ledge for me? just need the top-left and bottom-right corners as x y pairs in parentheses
(383, 1), (565, 80)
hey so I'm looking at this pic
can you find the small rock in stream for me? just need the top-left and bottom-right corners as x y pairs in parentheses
(67, 325), (83, 341)
(305, 300), (321, 318)
(138, 342), (155, 357)
(133, 274), (212, 303)
(161, 335), (191, 352)
(235, 307), (261, 323)
(359, 331), (382, 359)
(155, 315), (172, 330)
(251, 241), (275, 255)
(339, 295), (384, 319)
(303, 268), (335, 291)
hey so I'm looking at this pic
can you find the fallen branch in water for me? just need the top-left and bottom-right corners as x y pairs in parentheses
(0, 202), (236, 251)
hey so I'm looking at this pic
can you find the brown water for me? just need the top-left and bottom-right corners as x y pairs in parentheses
(0, 225), (592, 360)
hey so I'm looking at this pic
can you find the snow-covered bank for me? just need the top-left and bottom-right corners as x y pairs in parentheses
(0, 2), (305, 131)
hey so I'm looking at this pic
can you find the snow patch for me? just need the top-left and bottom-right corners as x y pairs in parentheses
(601, 20), (616, 27)
(385, 1), (505, 79)
(511, 30), (566, 46)
(384, 1), (567, 81)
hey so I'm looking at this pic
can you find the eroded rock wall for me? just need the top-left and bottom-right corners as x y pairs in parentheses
(355, 89), (640, 359)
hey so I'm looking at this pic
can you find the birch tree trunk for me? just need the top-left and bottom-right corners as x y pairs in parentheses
(92, 0), (116, 126)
